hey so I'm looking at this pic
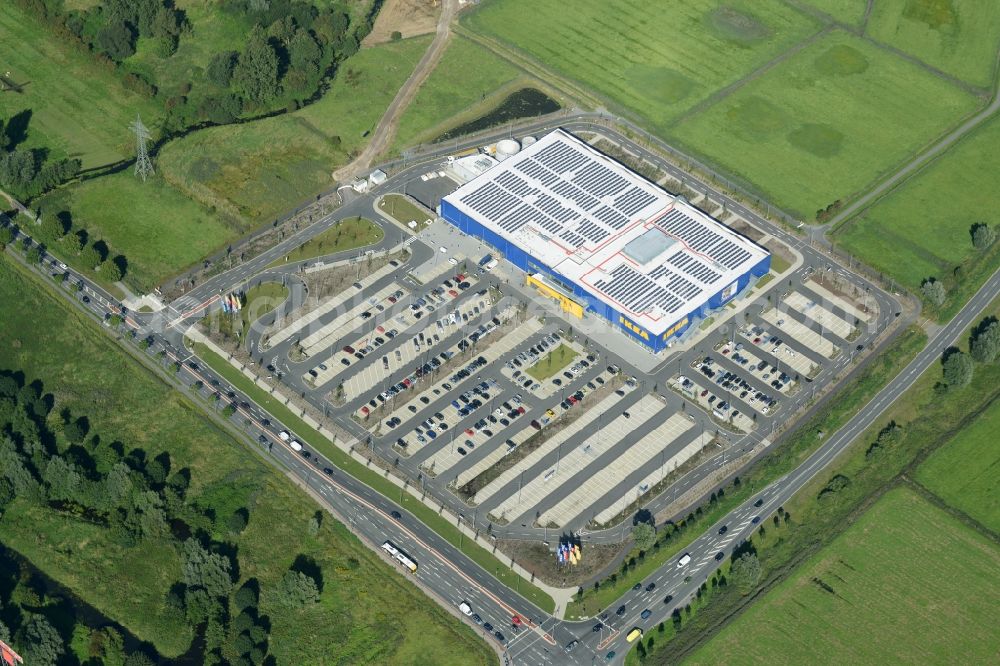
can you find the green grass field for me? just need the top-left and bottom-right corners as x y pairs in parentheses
(685, 488), (1000, 665)
(797, 0), (867, 26)
(834, 113), (1000, 312)
(867, 0), (1000, 88)
(0, 4), (162, 168)
(379, 193), (433, 226)
(39, 171), (235, 292)
(464, 0), (821, 131)
(0, 256), (494, 664)
(526, 344), (578, 381)
(672, 30), (978, 219)
(393, 35), (525, 150)
(158, 37), (431, 226)
(916, 398), (1000, 532)
(241, 282), (289, 334)
(268, 217), (382, 267)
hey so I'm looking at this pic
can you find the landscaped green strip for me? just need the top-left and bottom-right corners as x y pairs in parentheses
(567, 325), (927, 618)
(240, 282), (289, 332)
(768, 252), (791, 274)
(526, 344), (579, 381)
(192, 343), (556, 612)
(379, 194), (433, 227)
(266, 217), (383, 268)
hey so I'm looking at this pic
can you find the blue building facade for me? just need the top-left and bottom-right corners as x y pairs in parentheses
(440, 199), (771, 352)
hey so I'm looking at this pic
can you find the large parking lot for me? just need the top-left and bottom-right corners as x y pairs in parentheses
(243, 212), (885, 541)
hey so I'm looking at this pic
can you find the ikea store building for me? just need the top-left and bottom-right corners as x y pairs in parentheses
(440, 130), (770, 352)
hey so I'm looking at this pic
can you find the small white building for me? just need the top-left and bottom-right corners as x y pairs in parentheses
(368, 169), (388, 187)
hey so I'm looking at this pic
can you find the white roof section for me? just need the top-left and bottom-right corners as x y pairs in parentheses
(443, 130), (769, 335)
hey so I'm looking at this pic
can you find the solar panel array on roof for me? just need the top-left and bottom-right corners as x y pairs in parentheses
(653, 208), (752, 270)
(591, 264), (684, 316)
(442, 130), (770, 338)
(667, 250), (721, 285)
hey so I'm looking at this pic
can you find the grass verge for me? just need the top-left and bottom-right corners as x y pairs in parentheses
(192, 342), (557, 613)
(379, 193), (433, 226)
(526, 344), (579, 381)
(267, 217), (382, 267)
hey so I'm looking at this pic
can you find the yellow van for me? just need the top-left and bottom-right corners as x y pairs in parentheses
(626, 627), (643, 643)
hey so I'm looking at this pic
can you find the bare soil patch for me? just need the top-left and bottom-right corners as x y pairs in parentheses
(365, 0), (441, 45)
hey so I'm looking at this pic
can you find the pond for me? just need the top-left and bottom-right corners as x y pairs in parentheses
(436, 88), (561, 141)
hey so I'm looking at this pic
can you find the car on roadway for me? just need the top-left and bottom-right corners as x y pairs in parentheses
(754, 498), (764, 507)
(494, 631), (505, 643)
(592, 622), (603, 632)
(605, 651), (616, 662)
(564, 640), (579, 653)
(663, 594), (673, 605)
(632, 582), (642, 591)
(645, 582), (656, 592)
(616, 605), (626, 616)
(640, 609), (652, 620)
(715, 551), (725, 561)
(752, 515), (761, 524)
(718, 525), (728, 535)
(471, 614), (483, 625)
(483, 622), (493, 632)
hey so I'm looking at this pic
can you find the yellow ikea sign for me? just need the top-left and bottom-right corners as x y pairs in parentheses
(619, 316), (650, 341)
(663, 317), (689, 340)
(526, 275), (584, 318)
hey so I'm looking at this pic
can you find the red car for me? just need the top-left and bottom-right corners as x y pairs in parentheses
(517, 406), (526, 414)
(455, 273), (465, 281)
(465, 428), (475, 436)
(448, 289), (459, 298)
(387, 296), (397, 303)
(360, 406), (370, 416)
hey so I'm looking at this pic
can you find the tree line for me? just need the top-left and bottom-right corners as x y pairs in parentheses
(0, 371), (323, 665)
(920, 222), (997, 309)
(13, 0), (374, 133)
(0, 113), (80, 200)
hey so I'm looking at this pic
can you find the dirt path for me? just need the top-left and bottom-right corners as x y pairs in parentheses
(332, 0), (458, 183)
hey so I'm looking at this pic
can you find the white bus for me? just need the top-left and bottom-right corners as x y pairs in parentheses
(382, 540), (418, 573)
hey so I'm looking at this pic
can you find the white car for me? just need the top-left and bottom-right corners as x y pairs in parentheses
(439, 246), (448, 253)
(289, 440), (303, 452)
(448, 257), (458, 265)
(279, 431), (291, 442)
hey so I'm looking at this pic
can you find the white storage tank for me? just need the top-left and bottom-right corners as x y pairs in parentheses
(522, 135), (537, 147)
(495, 138), (521, 161)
